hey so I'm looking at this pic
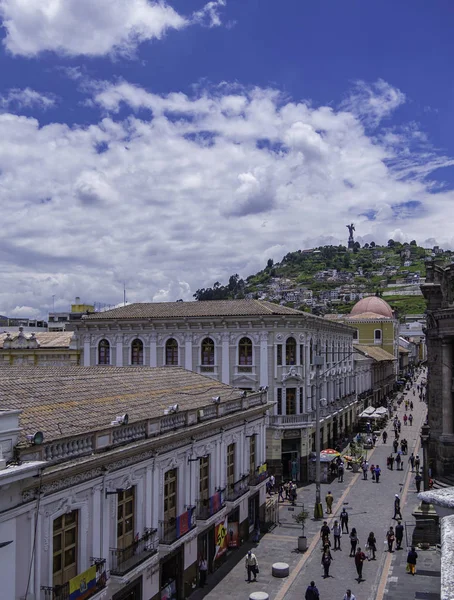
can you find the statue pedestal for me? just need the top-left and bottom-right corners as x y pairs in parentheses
(411, 501), (440, 548)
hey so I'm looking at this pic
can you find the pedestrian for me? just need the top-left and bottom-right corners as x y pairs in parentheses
(340, 508), (349, 533)
(393, 495), (402, 520)
(338, 461), (344, 483)
(415, 473), (422, 492)
(199, 556), (208, 587)
(374, 465), (381, 483)
(320, 521), (330, 546)
(410, 401), (414, 411)
(407, 546), (418, 575)
(409, 414), (413, 426)
(343, 590), (356, 600)
(284, 481), (289, 500)
(383, 431), (388, 443)
(395, 453), (402, 471)
(403, 414), (408, 426)
(393, 439), (399, 453)
(278, 484), (284, 502)
(305, 581), (320, 600)
(409, 453), (415, 471)
(332, 520), (342, 550)
(388, 454), (394, 470)
(398, 421), (401, 433)
(369, 463), (375, 481)
(366, 531), (377, 560)
(245, 550), (258, 582)
(321, 547), (333, 578)
(395, 520), (404, 550)
(270, 474), (275, 492)
(386, 526), (395, 552)
(362, 460), (368, 480)
(355, 547), (366, 581)
(349, 527), (359, 556)
(415, 455), (421, 473)
(325, 491), (334, 514)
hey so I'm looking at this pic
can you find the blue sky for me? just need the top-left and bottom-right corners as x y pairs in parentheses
(0, 0), (453, 317)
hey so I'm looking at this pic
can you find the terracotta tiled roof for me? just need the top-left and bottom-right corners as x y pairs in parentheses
(0, 331), (74, 349)
(354, 344), (396, 362)
(0, 366), (250, 442)
(84, 299), (315, 320)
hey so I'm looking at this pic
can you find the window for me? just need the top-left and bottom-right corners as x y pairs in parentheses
(277, 388), (282, 415)
(131, 338), (143, 365)
(325, 342), (329, 363)
(165, 338), (179, 366)
(201, 338), (215, 365)
(310, 340), (313, 364)
(299, 388), (304, 413)
(331, 341), (335, 363)
(286, 337), (296, 365)
(374, 329), (382, 342)
(238, 337), (253, 365)
(227, 444), (235, 488)
(249, 437), (256, 474)
(53, 511), (78, 587)
(286, 388), (296, 415)
(199, 457), (209, 501)
(300, 344), (305, 366)
(164, 469), (177, 523)
(277, 344), (283, 366)
(117, 488), (135, 550)
(98, 339), (110, 365)
(353, 329), (359, 341)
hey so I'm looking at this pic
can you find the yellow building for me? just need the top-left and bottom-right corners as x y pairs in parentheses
(0, 328), (79, 366)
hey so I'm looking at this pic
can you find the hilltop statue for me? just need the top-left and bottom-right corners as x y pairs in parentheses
(346, 223), (355, 250)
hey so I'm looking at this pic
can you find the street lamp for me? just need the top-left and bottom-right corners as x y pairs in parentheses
(420, 422), (430, 491)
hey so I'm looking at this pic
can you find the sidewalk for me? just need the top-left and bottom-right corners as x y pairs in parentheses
(190, 370), (440, 600)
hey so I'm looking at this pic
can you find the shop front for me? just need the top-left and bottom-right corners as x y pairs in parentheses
(160, 548), (183, 600)
(113, 577), (142, 600)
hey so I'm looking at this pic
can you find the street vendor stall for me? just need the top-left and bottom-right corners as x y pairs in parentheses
(308, 452), (338, 483)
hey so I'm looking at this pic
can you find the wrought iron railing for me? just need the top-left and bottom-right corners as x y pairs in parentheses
(195, 491), (225, 520)
(248, 469), (268, 487)
(41, 559), (107, 600)
(110, 529), (158, 576)
(159, 507), (196, 544)
(225, 477), (249, 502)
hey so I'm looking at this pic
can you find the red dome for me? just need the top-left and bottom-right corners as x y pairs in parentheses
(350, 297), (394, 319)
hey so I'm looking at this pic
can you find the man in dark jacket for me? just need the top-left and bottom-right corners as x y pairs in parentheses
(305, 580), (320, 599)
(407, 547), (418, 575)
(340, 508), (349, 533)
(394, 495), (403, 520)
(395, 520), (404, 550)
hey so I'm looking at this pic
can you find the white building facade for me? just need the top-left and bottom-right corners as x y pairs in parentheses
(74, 300), (360, 481)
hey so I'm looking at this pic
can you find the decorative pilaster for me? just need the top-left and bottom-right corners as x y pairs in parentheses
(221, 333), (230, 384)
(149, 333), (157, 368)
(83, 335), (91, 367)
(115, 334), (123, 367)
(260, 332), (269, 387)
(184, 333), (193, 371)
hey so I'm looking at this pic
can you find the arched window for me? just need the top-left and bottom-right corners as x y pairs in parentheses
(238, 337), (252, 366)
(98, 339), (110, 365)
(286, 337), (296, 365)
(165, 338), (178, 366)
(131, 338), (144, 365)
(374, 329), (382, 343)
(201, 338), (215, 365)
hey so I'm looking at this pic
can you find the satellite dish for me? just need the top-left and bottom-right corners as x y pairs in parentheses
(26, 431), (44, 445)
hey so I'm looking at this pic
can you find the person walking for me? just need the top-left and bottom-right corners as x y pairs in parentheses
(340, 508), (349, 533)
(354, 547), (366, 581)
(407, 546), (418, 575)
(320, 521), (331, 546)
(325, 491), (334, 514)
(245, 550), (258, 582)
(332, 520), (342, 550)
(395, 452), (402, 471)
(388, 454), (394, 470)
(361, 460), (368, 480)
(278, 484), (284, 502)
(415, 473), (423, 492)
(415, 455), (421, 474)
(366, 531), (377, 560)
(395, 520), (404, 550)
(409, 453), (415, 471)
(394, 495), (403, 520)
(321, 547), (333, 578)
(409, 414), (413, 426)
(349, 528), (359, 557)
(199, 556), (208, 588)
(370, 463), (376, 481)
(393, 439), (399, 453)
(343, 590), (356, 600)
(375, 465), (381, 483)
(338, 461), (344, 483)
(386, 526), (395, 552)
(403, 414), (408, 426)
(305, 581), (320, 600)
(383, 430), (388, 443)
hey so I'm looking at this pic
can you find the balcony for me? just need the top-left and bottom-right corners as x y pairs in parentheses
(159, 507), (197, 545)
(41, 559), (107, 600)
(248, 469), (268, 487)
(269, 413), (313, 428)
(225, 476), (250, 502)
(196, 491), (225, 520)
(110, 529), (158, 577)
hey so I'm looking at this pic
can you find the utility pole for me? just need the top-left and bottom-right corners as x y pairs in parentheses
(314, 351), (324, 519)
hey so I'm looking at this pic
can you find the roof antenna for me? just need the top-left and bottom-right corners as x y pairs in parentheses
(123, 282), (126, 306)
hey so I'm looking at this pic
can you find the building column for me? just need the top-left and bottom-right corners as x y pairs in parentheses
(92, 486), (102, 557)
(83, 335), (91, 366)
(184, 333), (193, 371)
(145, 466), (153, 529)
(442, 341), (454, 435)
(259, 332), (269, 387)
(306, 343), (311, 411)
(151, 464), (160, 529)
(115, 335), (123, 367)
(221, 333), (230, 384)
(149, 333), (157, 367)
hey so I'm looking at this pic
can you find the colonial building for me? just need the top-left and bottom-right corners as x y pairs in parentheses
(421, 263), (454, 481)
(0, 327), (79, 366)
(0, 366), (269, 600)
(73, 299), (358, 482)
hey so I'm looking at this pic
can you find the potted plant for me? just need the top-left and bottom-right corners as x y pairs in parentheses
(293, 507), (309, 552)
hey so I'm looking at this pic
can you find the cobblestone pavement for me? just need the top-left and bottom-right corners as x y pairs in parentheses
(191, 370), (440, 600)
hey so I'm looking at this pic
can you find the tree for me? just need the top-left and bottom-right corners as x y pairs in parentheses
(410, 240), (417, 246)
(364, 243), (370, 249)
(267, 258), (274, 269)
(370, 241), (376, 248)
(388, 239), (395, 248)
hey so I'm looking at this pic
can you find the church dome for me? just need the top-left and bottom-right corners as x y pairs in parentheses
(350, 296), (394, 319)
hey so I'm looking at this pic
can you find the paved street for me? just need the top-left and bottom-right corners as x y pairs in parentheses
(191, 370), (441, 600)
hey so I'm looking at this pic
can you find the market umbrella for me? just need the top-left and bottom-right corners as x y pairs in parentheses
(320, 449), (341, 457)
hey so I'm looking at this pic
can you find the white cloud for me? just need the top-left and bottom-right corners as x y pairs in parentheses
(192, 0), (226, 27)
(0, 79), (453, 318)
(0, 0), (187, 57)
(340, 79), (406, 127)
(0, 87), (56, 110)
